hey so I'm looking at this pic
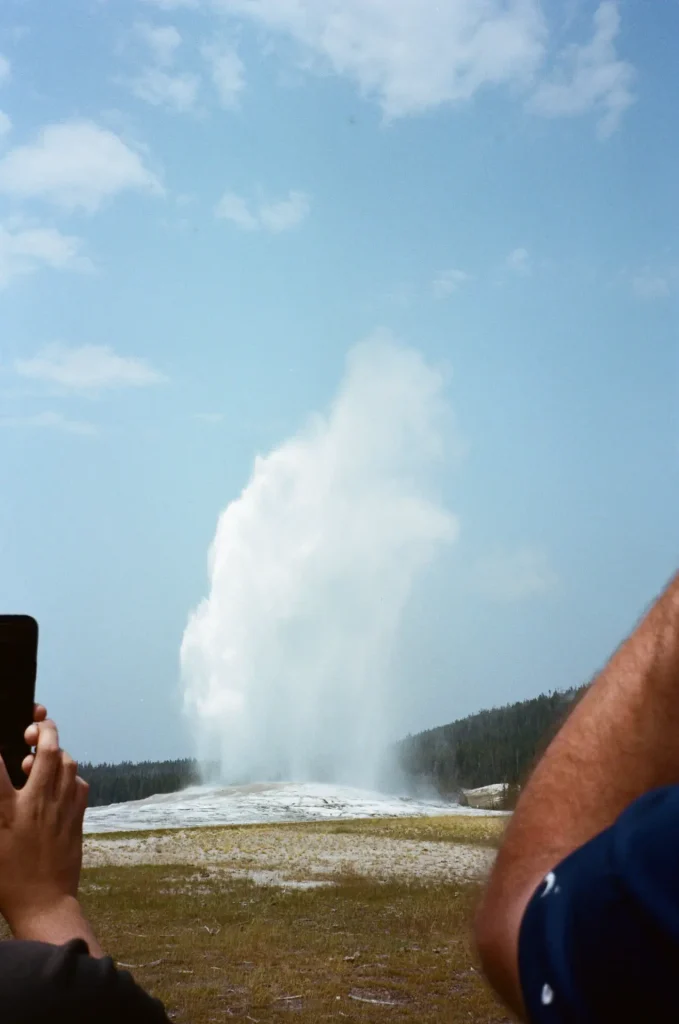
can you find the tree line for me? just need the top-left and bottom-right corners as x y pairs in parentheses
(79, 686), (588, 807)
(393, 686), (587, 798)
(79, 758), (200, 807)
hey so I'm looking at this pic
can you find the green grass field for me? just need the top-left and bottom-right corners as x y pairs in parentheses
(83, 816), (511, 1021)
(80, 815), (509, 1021)
(81, 870), (508, 1022)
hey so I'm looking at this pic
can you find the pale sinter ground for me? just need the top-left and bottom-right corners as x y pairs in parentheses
(84, 815), (503, 889)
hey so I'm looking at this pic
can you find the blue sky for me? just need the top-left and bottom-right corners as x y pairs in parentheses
(0, 0), (676, 765)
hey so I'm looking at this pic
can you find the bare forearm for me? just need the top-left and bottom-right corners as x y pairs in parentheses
(9, 896), (105, 958)
(477, 571), (679, 1014)
(498, 572), (679, 888)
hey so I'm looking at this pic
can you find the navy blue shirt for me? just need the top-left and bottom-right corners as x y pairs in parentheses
(519, 785), (679, 1022)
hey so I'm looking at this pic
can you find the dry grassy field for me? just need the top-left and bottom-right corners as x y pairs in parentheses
(79, 815), (510, 1022)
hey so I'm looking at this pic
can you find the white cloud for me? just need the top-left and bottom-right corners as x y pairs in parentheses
(215, 0), (547, 118)
(473, 547), (558, 602)
(0, 111), (11, 137)
(0, 223), (91, 287)
(0, 411), (98, 436)
(215, 191), (256, 229)
(528, 1), (635, 138)
(202, 41), (245, 108)
(14, 344), (166, 393)
(135, 22), (183, 66)
(131, 68), (200, 112)
(129, 21), (200, 113)
(432, 268), (473, 297)
(0, 121), (163, 212)
(631, 272), (671, 301)
(506, 247), (531, 276)
(215, 190), (310, 232)
(0, 55), (10, 85)
(259, 192), (310, 232)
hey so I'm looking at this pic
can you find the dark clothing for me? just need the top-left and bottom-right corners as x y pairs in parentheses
(519, 785), (679, 1022)
(0, 938), (169, 1022)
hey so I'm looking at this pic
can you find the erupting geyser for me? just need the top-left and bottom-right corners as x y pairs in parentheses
(181, 333), (459, 786)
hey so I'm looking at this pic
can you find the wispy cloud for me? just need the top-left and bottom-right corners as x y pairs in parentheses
(528, 1), (635, 138)
(202, 40), (245, 108)
(14, 344), (166, 394)
(0, 54), (10, 85)
(130, 22), (200, 113)
(432, 268), (473, 298)
(215, 192), (256, 229)
(259, 192), (310, 232)
(506, 247), (531, 276)
(214, 0), (547, 119)
(0, 121), (163, 212)
(0, 222), (91, 287)
(213, 1), (635, 135)
(135, 22), (183, 66)
(0, 411), (98, 436)
(0, 111), (11, 138)
(631, 269), (675, 301)
(472, 547), (559, 603)
(215, 190), (310, 232)
(131, 68), (200, 112)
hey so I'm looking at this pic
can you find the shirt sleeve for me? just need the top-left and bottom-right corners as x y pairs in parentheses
(518, 785), (679, 1024)
(0, 937), (170, 1023)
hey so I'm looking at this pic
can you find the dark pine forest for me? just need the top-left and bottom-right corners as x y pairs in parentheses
(80, 687), (587, 808)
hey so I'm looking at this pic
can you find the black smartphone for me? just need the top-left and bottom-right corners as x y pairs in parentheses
(0, 615), (38, 789)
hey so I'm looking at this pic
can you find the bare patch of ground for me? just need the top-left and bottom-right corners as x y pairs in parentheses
(84, 815), (499, 887)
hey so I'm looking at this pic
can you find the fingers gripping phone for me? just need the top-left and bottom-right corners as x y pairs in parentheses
(0, 616), (38, 789)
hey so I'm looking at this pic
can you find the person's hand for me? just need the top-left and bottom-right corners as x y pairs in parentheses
(22, 701), (50, 777)
(0, 719), (89, 938)
(32, 702), (48, 723)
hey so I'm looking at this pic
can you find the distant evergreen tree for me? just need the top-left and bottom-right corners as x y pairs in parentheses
(79, 759), (200, 807)
(394, 685), (588, 795)
(80, 686), (589, 808)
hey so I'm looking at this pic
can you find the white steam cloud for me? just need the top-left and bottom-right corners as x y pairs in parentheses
(181, 334), (458, 785)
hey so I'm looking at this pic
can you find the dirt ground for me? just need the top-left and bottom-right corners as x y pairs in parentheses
(84, 821), (498, 886)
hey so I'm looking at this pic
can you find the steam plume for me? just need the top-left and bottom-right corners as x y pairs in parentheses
(181, 333), (458, 785)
